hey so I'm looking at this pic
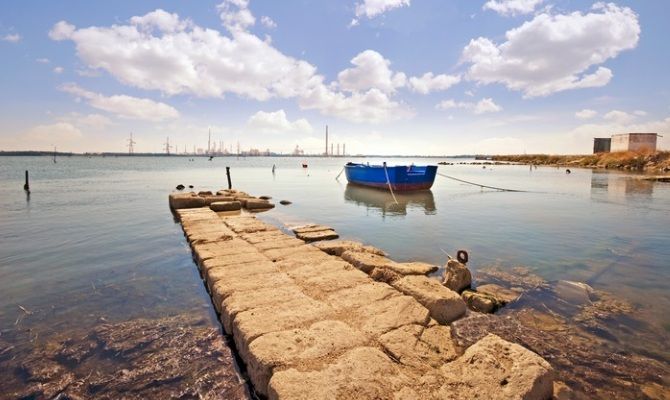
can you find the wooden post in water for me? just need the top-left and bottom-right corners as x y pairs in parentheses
(24, 170), (30, 192)
(226, 166), (232, 189)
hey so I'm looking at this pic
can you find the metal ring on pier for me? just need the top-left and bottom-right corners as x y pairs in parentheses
(457, 250), (469, 264)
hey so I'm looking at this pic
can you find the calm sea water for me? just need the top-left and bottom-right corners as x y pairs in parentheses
(1, 155), (668, 366)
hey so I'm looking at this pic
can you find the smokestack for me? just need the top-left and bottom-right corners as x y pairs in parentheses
(331, 143), (333, 156)
(343, 143), (345, 156)
(337, 143), (340, 156)
(325, 125), (329, 156)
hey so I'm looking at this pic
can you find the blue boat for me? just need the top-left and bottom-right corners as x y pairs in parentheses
(344, 162), (438, 191)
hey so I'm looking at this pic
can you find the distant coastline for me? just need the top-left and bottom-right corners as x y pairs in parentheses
(0, 151), (477, 159)
(492, 151), (670, 173)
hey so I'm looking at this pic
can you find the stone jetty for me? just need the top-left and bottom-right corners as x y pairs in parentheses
(169, 189), (555, 399)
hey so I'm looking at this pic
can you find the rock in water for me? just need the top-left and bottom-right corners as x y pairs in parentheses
(476, 283), (521, 305)
(279, 200), (292, 205)
(176, 184), (185, 190)
(438, 334), (555, 400)
(462, 290), (497, 313)
(443, 259), (472, 293)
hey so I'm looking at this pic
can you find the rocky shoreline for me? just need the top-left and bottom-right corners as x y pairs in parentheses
(491, 151), (670, 173)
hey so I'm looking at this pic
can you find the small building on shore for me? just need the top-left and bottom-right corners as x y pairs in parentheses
(594, 133), (660, 153)
(593, 138), (611, 153)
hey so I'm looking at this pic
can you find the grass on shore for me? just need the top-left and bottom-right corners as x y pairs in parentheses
(492, 151), (670, 172)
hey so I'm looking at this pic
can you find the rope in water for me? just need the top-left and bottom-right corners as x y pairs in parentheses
(383, 163), (399, 204)
(335, 167), (345, 180)
(436, 172), (528, 192)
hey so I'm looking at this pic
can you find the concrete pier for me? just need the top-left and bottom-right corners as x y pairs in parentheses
(171, 190), (555, 399)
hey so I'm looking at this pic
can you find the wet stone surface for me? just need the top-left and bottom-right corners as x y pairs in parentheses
(1, 314), (251, 400)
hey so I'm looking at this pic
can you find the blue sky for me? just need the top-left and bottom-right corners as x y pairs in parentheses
(1, 0), (668, 155)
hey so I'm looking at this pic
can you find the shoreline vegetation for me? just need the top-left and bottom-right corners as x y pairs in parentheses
(492, 151), (670, 173)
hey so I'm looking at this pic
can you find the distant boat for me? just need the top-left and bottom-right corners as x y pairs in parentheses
(344, 162), (437, 191)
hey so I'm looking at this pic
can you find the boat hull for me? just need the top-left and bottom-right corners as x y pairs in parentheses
(344, 164), (437, 191)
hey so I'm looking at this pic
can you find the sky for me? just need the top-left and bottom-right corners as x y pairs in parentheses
(1, 0), (669, 155)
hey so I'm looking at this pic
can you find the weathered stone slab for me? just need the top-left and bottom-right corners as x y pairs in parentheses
(391, 276), (466, 325)
(241, 231), (291, 244)
(206, 261), (278, 291)
(443, 259), (472, 293)
(344, 295), (430, 339)
(385, 262), (438, 276)
(341, 250), (396, 274)
(437, 334), (554, 400)
(203, 195), (235, 205)
(291, 224), (334, 234)
(477, 283), (521, 305)
(246, 320), (367, 397)
(263, 244), (325, 262)
(254, 238), (305, 251)
(326, 282), (400, 311)
(267, 347), (413, 400)
(312, 240), (386, 257)
(211, 272), (294, 309)
(233, 298), (333, 362)
(193, 241), (262, 265)
(245, 198), (275, 210)
(210, 201), (241, 212)
(286, 262), (370, 297)
(220, 285), (308, 333)
(295, 229), (339, 242)
(379, 324), (460, 371)
(169, 193), (206, 209)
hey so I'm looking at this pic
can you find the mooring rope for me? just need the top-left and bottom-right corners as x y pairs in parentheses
(436, 172), (528, 192)
(335, 167), (345, 180)
(383, 163), (399, 204)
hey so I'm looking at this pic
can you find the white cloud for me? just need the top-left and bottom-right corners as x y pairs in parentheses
(462, 3), (639, 97)
(217, 0), (255, 31)
(59, 83), (180, 121)
(53, 66), (64, 74)
(36, 58), (50, 64)
(24, 122), (82, 142)
(408, 72), (460, 94)
(49, 21), (75, 40)
(575, 109), (597, 119)
(603, 110), (635, 124)
(58, 113), (113, 129)
(633, 110), (647, 117)
(247, 109), (312, 133)
(337, 50), (406, 94)
(436, 98), (502, 114)
(354, 0), (410, 19)
(1, 33), (21, 43)
(483, 0), (543, 16)
(49, 6), (412, 124)
(260, 16), (277, 29)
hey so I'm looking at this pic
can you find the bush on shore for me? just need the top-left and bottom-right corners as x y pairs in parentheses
(492, 151), (670, 172)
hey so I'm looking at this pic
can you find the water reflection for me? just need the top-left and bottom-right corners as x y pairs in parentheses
(590, 172), (654, 200)
(344, 184), (436, 217)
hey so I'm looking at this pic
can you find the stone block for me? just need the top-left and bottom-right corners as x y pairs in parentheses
(169, 193), (206, 209)
(391, 276), (466, 325)
(246, 320), (367, 397)
(210, 201), (241, 212)
(443, 259), (472, 293)
(295, 230), (339, 242)
(312, 240), (386, 257)
(437, 334), (554, 400)
(341, 250), (396, 274)
(245, 199), (276, 210)
(267, 347), (413, 400)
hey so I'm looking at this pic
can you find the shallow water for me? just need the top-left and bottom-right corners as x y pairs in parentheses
(1, 155), (669, 392)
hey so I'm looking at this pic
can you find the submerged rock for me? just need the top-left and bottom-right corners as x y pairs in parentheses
(476, 283), (522, 305)
(176, 184), (185, 190)
(279, 200), (292, 205)
(462, 290), (497, 313)
(5, 315), (250, 399)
